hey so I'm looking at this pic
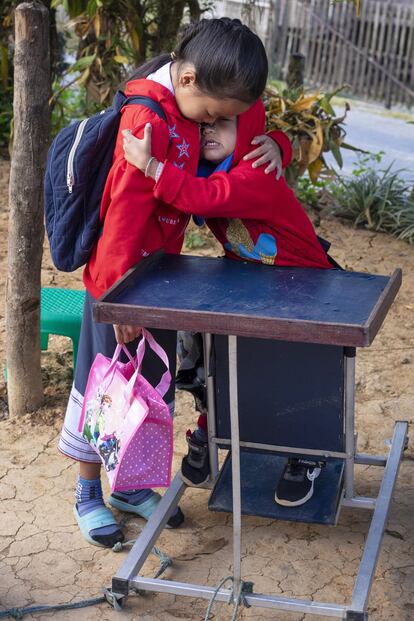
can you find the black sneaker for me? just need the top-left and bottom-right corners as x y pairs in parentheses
(175, 368), (200, 391)
(191, 384), (207, 414)
(181, 430), (210, 487)
(176, 372), (208, 414)
(274, 458), (324, 507)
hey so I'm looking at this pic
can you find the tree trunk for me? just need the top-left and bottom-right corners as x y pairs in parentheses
(150, 0), (187, 56)
(187, 0), (201, 22)
(6, 1), (50, 416)
(287, 53), (305, 91)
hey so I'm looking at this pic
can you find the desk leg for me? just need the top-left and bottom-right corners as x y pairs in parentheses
(111, 473), (186, 596)
(344, 349), (356, 499)
(204, 333), (219, 482)
(228, 335), (242, 597)
(350, 421), (408, 617)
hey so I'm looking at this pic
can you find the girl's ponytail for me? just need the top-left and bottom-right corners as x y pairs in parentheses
(128, 18), (268, 104)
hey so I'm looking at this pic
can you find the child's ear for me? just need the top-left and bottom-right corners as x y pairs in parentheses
(178, 64), (197, 89)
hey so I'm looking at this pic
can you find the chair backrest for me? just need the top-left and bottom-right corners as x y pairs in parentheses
(213, 335), (344, 453)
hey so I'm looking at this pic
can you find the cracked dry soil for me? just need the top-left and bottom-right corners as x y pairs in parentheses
(0, 159), (413, 620)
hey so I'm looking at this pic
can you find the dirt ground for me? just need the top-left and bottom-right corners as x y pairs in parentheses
(0, 156), (413, 621)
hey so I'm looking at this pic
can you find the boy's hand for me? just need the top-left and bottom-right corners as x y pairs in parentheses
(113, 324), (142, 344)
(122, 124), (153, 172)
(243, 135), (283, 179)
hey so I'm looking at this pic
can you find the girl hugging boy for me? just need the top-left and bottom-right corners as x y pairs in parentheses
(59, 17), (291, 549)
(123, 100), (331, 270)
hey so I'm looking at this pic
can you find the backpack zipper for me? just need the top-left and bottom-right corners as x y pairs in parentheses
(66, 118), (88, 193)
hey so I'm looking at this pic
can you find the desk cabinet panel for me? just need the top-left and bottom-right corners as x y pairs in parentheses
(213, 336), (345, 453)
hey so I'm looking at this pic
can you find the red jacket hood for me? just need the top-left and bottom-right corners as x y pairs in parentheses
(233, 99), (266, 165)
(124, 78), (183, 119)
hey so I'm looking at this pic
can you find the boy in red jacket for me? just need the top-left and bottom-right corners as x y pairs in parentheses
(123, 100), (334, 507)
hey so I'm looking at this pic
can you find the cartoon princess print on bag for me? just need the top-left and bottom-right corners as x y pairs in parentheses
(82, 389), (122, 471)
(82, 389), (114, 446)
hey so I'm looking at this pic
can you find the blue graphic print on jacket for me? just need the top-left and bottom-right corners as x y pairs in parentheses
(224, 222), (277, 265)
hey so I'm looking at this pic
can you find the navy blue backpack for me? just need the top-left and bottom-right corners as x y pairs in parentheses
(44, 91), (166, 272)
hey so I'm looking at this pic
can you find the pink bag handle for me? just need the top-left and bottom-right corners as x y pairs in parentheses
(109, 344), (137, 371)
(133, 328), (172, 398)
(102, 344), (137, 392)
(121, 344), (137, 368)
(103, 333), (171, 402)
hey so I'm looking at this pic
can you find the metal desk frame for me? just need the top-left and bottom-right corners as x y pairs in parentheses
(95, 255), (407, 621)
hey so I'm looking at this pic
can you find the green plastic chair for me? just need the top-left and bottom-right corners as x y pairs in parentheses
(41, 288), (85, 368)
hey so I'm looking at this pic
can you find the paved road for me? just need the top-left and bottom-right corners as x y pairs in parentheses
(326, 103), (414, 180)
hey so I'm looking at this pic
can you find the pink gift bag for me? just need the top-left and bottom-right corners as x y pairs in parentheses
(78, 329), (173, 492)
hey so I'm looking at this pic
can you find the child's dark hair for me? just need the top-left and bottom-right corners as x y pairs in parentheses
(128, 18), (268, 104)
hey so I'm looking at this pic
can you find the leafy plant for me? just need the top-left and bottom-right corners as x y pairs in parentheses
(0, 1), (14, 153)
(1, 1), (65, 153)
(351, 150), (384, 176)
(50, 0), (209, 108)
(50, 81), (94, 136)
(296, 176), (329, 208)
(184, 228), (207, 250)
(0, 84), (13, 156)
(50, 0), (139, 107)
(264, 85), (361, 186)
(329, 156), (414, 243)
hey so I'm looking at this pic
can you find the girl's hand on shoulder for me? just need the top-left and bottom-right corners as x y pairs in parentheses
(243, 135), (283, 179)
(122, 124), (153, 172)
(113, 324), (142, 344)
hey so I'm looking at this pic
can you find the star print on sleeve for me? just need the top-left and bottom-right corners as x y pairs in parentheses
(176, 138), (190, 158)
(168, 124), (180, 140)
(173, 161), (185, 169)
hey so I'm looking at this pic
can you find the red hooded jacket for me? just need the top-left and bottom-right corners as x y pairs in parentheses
(83, 79), (200, 298)
(154, 100), (332, 269)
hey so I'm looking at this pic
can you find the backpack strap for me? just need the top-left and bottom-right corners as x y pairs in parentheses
(97, 94), (168, 240)
(122, 95), (167, 123)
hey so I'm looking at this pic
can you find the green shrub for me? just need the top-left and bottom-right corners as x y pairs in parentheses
(184, 229), (207, 250)
(296, 176), (330, 208)
(50, 82), (103, 137)
(329, 156), (414, 243)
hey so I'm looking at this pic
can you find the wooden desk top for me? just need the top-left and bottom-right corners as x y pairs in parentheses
(94, 252), (401, 347)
